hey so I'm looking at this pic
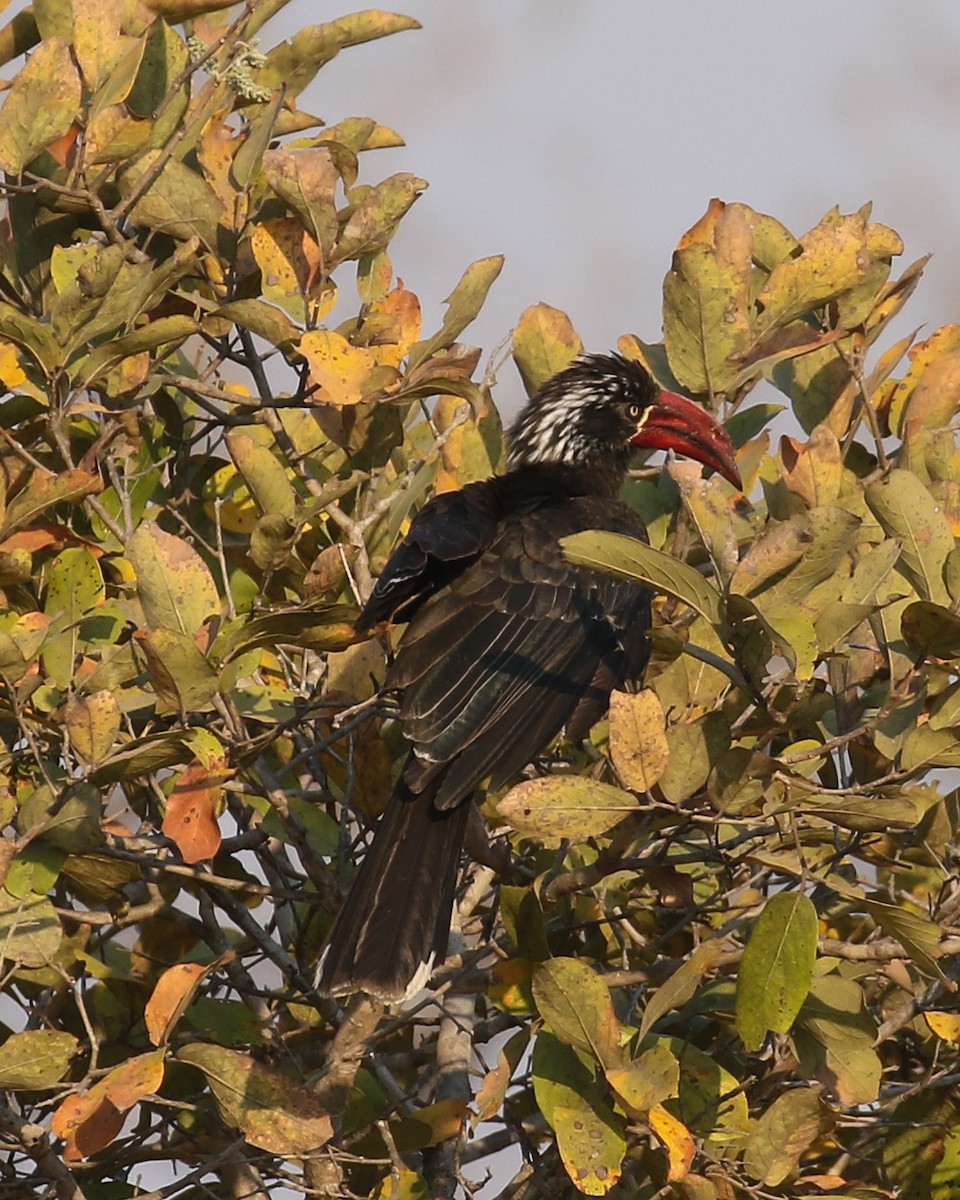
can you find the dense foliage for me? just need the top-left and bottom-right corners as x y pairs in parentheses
(1, 4), (960, 1199)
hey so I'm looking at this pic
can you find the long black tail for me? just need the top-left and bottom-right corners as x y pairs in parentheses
(315, 777), (470, 1001)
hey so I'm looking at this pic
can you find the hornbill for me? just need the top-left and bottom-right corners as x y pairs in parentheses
(317, 353), (740, 1000)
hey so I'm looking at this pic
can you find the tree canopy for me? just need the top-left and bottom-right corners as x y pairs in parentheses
(0, 4), (959, 1200)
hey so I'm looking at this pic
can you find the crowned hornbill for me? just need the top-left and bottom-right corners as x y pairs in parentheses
(317, 353), (740, 1000)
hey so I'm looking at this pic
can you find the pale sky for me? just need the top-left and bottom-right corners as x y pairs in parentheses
(287, 1), (960, 418)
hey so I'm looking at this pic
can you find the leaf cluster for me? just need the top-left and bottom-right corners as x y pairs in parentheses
(0, 7), (958, 1200)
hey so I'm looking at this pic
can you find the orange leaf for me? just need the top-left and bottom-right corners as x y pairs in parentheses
(51, 1050), (165, 1161)
(366, 282), (422, 368)
(103, 1049), (166, 1110)
(51, 1090), (124, 1162)
(162, 758), (229, 864)
(145, 962), (210, 1046)
(649, 1103), (696, 1182)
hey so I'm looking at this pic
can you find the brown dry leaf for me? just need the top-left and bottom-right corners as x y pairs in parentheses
(649, 1103), (696, 1182)
(145, 962), (210, 1046)
(299, 330), (376, 405)
(609, 690), (670, 792)
(103, 1049), (166, 1110)
(162, 758), (230, 864)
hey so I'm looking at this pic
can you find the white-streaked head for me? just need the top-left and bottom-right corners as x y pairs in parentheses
(507, 353), (659, 470)
(506, 352), (742, 489)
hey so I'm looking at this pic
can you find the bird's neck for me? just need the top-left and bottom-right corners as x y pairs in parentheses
(501, 456), (629, 502)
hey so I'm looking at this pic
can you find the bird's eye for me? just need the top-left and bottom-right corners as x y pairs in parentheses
(626, 403), (642, 420)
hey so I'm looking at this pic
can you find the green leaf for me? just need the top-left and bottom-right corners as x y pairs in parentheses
(743, 1088), (832, 1187)
(128, 522), (219, 636)
(210, 299), (300, 349)
(658, 712), (730, 804)
(902, 601), (960, 659)
(496, 775), (638, 842)
(407, 256), (504, 369)
(754, 210), (869, 335)
(0, 1029), (78, 1089)
(18, 783), (103, 854)
(41, 548), (105, 688)
(562, 531), (725, 627)
(663, 203), (752, 394)
(498, 886), (550, 961)
(337, 172), (427, 261)
(215, 605), (359, 662)
(177, 1043), (333, 1155)
(4, 841), (65, 898)
(77, 314), (198, 387)
(255, 11), (422, 99)
(606, 1044), (679, 1115)
(233, 90), (285, 192)
(751, 506), (861, 611)
(512, 303), (583, 397)
(0, 37), (81, 173)
(865, 470), (953, 605)
(126, 17), (189, 147)
(531, 958), (622, 1069)
(863, 895), (945, 981)
(226, 433), (298, 520)
(531, 1032), (625, 1197)
(729, 517), (808, 599)
(0, 890), (62, 966)
(639, 941), (725, 1040)
(796, 975), (880, 1105)
(138, 629), (219, 713)
(119, 150), (223, 249)
(796, 791), (928, 832)
(724, 402), (785, 446)
(735, 891), (818, 1051)
(553, 1102), (626, 1196)
(901, 725), (960, 773)
(660, 1036), (750, 1148)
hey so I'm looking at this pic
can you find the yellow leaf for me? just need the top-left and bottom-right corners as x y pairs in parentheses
(146, 962), (211, 1046)
(608, 690), (670, 791)
(649, 1103), (696, 1182)
(0, 342), (26, 388)
(299, 330), (376, 406)
(925, 1011), (960, 1043)
(251, 218), (335, 320)
(512, 302), (583, 396)
(65, 690), (122, 765)
(202, 464), (259, 534)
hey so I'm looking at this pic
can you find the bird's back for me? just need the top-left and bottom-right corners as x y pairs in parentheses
(385, 471), (653, 808)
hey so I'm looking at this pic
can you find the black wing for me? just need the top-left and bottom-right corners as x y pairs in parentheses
(357, 487), (498, 632)
(389, 493), (652, 809)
